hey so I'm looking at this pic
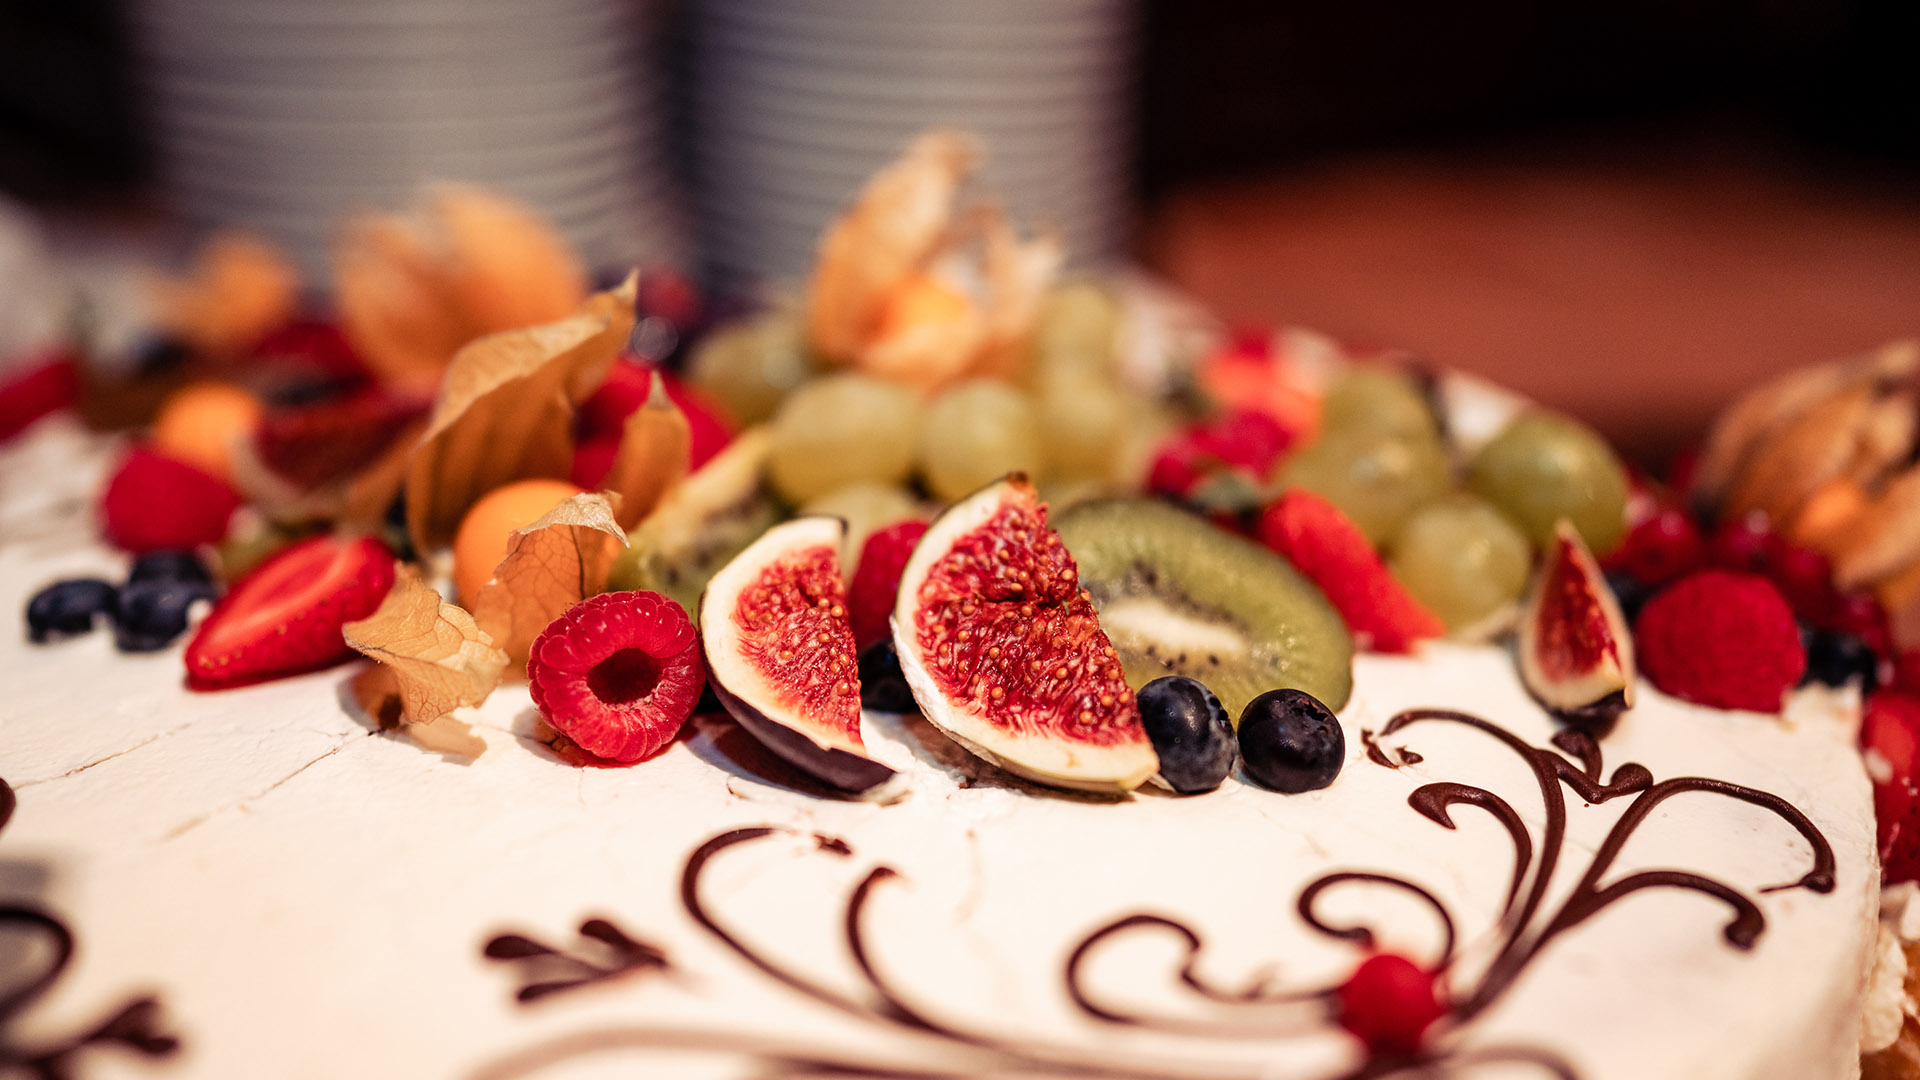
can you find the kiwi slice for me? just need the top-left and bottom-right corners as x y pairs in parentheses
(606, 428), (784, 621)
(1053, 499), (1354, 718)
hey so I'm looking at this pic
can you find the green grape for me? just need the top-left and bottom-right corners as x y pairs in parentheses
(800, 482), (925, 574)
(686, 309), (812, 425)
(1278, 427), (1451, 545)
(767, 374), (920, 505)
(1028, 282), (1122, 381)
(1467, 411), (1628, 556)
(1388, 494), (1532, 633)
(918, 378), (1043, 503)
(1320, 367), (1438, 443)
(1036, 365), (1129, 482)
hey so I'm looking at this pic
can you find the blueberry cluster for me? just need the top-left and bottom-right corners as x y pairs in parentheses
(26, 550), (219, 653)
(1136, 675), (1344, 796)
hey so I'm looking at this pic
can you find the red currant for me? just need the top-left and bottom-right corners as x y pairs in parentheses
(1707, 511), (1775, 574)
(1335, 953), (1445, 1058)
(1767, 543), (1839, 625)
(1614, 507), (1705, 587)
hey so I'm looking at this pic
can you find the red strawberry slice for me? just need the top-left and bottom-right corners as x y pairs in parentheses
(1257, 489), (1443, 653)
(0, 350), (79, 442)
(255, 388), (430, 489)
(847, 519), (930, 649)
(185, 534), (396, 689)
(1865, 690), (1920, 884)
(101, 445), (243, 553)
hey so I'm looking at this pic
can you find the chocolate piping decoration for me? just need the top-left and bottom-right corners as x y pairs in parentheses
(476, 707), (1838, 1080)
(0, 776), (180, 1074)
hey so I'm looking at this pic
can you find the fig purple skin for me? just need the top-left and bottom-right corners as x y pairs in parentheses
(704, 662), (896, 794)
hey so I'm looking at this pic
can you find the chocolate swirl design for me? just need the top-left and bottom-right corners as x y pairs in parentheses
(0, 776), (180, 1076)
(475, 708), (1837, 1080)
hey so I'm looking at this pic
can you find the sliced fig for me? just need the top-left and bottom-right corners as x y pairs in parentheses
(892, 475), (1159, 793)
(1519, 519), (1636, 726)
(700, 516), (895, 794)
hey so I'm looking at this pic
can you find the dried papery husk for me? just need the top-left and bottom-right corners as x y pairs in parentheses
(972, 207), (1064, 381)
(806, 129), (979, 366)
(856, 270), (986, 388)
(335, 214), (473, 390)
(343, 565), (506, 757)
(1834, 466), (1920, 590)
(472, 492), (627, 673)
(1724, 384), (1875, 523)
(336, 185), (588, 391)
(431, 183), (588, 337)
(405, 275), (638, 552)
(602, 371), (691, 531)
(1694, 340), (1918, 511)
(146, 231), (300, 359)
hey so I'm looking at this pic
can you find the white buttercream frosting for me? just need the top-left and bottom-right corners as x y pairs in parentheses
(0, 417), (1882, 1080)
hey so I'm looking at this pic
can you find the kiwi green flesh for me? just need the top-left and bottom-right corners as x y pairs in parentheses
(608, 496), (783, 621)
(1053, 499), (1354, 719)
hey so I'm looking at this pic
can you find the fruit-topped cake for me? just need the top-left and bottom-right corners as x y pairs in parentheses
(0, 133), (1904, 1080)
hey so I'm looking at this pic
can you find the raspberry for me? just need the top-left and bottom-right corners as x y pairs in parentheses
(847, 520), (930, 649)
(0, 350), (79, 442)
(1257, 490), (1443, 653)
(1335, 953), (1444, 1058)
(100, 445), (242, 553)
(528, 591), (706, 763)
(1863, 690), (1920, 884)
(1609, 506), (1704, 587)
(1635, 570), (1805, 712)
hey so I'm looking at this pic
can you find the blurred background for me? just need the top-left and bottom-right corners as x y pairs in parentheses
(2, 0), (1918, 464)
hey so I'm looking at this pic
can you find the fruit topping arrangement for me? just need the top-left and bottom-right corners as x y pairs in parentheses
(7, 131), (1916, 824)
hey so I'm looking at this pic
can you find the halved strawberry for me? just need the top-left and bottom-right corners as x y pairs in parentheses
(1865, 690), (1920, 884)
(185, 534), (396, 689)
(254, 387), (429, 489)
(1257, 489), (1443, 653)
(0, 350), (79, 442)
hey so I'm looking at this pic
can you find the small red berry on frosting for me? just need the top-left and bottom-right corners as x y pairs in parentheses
(528, 591), (706, 763)
(1706, 511), (1775, 575)
(847, 519), (929, 649)
(1609, 506), (1704, 588)
(1257, 489), (1443, 653)
(1634, 570), (1806, 712)
(101, 445), (243, 553)
(1335, 952), (1445, 1058)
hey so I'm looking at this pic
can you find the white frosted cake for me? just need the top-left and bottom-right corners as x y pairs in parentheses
(0, 416), (1881, 1080)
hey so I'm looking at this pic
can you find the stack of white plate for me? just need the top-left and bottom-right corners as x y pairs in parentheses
(130, 0), (684, 282)
(685, 0), (1135, 293)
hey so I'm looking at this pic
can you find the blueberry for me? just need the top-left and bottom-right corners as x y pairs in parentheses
(1603, 569), (1652, 625)
(113, 579), (217, 653)
(129, 549), (212, 585)
(1801, 625), (1880, 693)
(1136, 676), (1235, 794)
(857, 639), (918, 714)
(1238, 688), (1345, 793)
(25, 578), (118, 643)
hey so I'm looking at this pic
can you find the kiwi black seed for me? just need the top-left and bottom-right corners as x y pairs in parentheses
(1052, 498), (1355, 718)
